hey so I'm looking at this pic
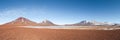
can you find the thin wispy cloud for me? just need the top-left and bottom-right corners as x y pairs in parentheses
(0, 7), (46, 17)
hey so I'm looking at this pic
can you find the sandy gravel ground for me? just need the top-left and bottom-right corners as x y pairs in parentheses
(0, 26), (120, 40)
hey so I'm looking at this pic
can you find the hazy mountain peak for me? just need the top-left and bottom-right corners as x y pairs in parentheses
(2, 17), (38, 26)
(70, 20), (115, 26)
(42, 19), (50, 23)
(41, 20), (53, 24)
(39, 20), (56, 26)
(15, 17), (28, 22)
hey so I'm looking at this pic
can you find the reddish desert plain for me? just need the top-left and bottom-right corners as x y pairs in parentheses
(0, 26), (120, 40)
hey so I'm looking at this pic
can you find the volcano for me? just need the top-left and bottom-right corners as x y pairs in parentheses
(1, 17), (38, 27)
(66, 20), (114, 26)
(39, 20), (56, 26)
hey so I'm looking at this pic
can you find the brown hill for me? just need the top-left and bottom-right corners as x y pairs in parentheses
(1, 17), (38, 27)
(39, 20), (56, 26)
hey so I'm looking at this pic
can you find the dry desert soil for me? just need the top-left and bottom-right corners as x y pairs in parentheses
(0, 26), (120, 40)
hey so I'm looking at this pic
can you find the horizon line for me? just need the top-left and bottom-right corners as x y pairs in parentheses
(0, 17), (118, 25)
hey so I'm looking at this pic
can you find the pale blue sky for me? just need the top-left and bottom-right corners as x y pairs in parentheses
(0, 0), (120, 25)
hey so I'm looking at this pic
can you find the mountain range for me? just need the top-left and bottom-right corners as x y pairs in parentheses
(1, 17), (56, 27)
(0, 17), (118, 27)
(65, 20), (115, 26)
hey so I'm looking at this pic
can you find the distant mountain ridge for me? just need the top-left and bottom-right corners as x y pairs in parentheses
(0, 17), (119, 27)
(65, 20), (115, 26)
(1, 17), (56, 27)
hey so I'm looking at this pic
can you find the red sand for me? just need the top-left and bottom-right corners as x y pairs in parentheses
(0, 26), (120, 40)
